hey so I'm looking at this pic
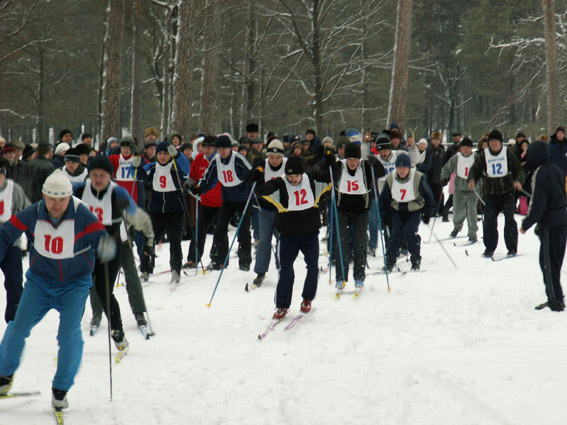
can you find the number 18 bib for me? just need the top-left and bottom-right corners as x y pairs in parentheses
(216, 153), (244, 187)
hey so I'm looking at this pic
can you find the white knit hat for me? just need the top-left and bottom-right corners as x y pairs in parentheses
(42, 170), (73, 198)
(266, 139), (284, 156)
(54, 143), (70, 156)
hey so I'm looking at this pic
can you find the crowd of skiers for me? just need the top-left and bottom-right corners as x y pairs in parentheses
(0, 121), (566, 410)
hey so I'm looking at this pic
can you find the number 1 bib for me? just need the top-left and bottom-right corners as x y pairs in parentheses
(456, 152), (475, 179)
(284, 174), (315, 211)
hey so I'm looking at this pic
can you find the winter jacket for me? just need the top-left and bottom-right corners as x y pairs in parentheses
(256, 172), (331, 235)
(408, 147), (432, 174)
(199, 151), (252, 204)
(427, 145), (446, 185)
(1, 158), (28, 187)
(548, 134), (567, 177)
(331, 157), (385, 213)
(0, 197), (107, 282)
(144, 157), (188, 214)
(246, 148), (265, 169)
(379, 169), (435, 219)
(250, 158), (287, 211)
(468, 146), (525, 197)
(190, 152), (222, 208)
(25, 156), (56, 203)
(521, 142), (567, 232)
(440, 153), (479, 192)
(0, 178), (31, 248)
(109, 152), (148, 207)
(51, 154), (65, 170)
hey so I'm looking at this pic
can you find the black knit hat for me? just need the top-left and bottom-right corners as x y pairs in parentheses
(215, 135), (232, 149)
(285, 156), (305, 175)
(487, 129), (503, 142)
(87, 155), (113, 175)
(59, 129), (72, 140)
(459, 137), (473, 148)
(344, 142), (361, 159)
(202, 135), (217, 148)
(22, 144), (35, 160)
(395, 153), (411, 168)
(64, 148), (81, 163)
(75, 143), (91, 156)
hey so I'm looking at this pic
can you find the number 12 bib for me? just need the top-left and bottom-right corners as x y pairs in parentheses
(284, 174), (315, 211)
(484, 146), (508, 178)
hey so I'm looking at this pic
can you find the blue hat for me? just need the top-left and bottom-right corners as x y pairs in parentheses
(345, 128), (362, 144)
(395, 153), (411, 168)
(87, 155), (114, 175)
(156, 141), (170, 153)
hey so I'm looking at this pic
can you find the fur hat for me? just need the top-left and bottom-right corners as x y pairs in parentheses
(87, 155), (114, 175)
(2, 143), (16, 153)
(42, 169), (73, 198)
(431, 130), (443, 141)
(120, 135), (135, 147)
(144, 127), (159, 139)
(266, 139), (284, 156)
(285, 156), (305, 175)
(389, 130), (402, 140)
(344, 142), (361, 159)
(202, 135), (217, 148)
(12, 139), (25, 150)
(75, 143), (91, 156)
(246, 123), (259, 133)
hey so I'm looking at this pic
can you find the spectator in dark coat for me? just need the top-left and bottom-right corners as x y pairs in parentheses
(521, 141), (567, 312)
(25, 143), (55, 202)
(427, 130), (446, 215)
(549, 126), (567, 180)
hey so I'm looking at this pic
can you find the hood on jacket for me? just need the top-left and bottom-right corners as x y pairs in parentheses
(524, 141), (551, 172)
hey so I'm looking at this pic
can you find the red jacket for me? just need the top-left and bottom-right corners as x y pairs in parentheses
(191, 152), (222, 207)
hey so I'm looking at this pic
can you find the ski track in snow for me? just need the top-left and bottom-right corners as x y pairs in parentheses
(1, 218), (566, 424)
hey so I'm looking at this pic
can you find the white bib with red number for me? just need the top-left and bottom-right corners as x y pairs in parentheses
(338, 160), (367, 195)
(284, 174), (315, 211)
(391, 169), (416, 203)
(216, 153), (243, 187)
(264, 158), (287, 181)
(81, 179), (115, 225)
(115, 155), (135, 181)
(152, 162), (177, 192)
(0, 179), (14, 223)
(456, 152), (475, 179)
(34, 218), (75, 259)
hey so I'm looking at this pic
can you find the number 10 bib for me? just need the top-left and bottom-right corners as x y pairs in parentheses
(34, 219), (75, 259)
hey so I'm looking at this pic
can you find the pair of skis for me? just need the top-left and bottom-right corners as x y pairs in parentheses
(258, 310), (313, 340)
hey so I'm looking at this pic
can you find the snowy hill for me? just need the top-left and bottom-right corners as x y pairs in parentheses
(1, 218), (566, 425)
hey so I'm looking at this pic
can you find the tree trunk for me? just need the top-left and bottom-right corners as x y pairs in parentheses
(360, 0), (370, 132)
(542, 0), (560, 132)
(160, 32), (171, 138)
(312, 0), (323, 134)
(200, 0), (221, 135)
(37, 44), (47, 144)
(240, 0), (256, 134)
(387, 0), (413, 132)
(130, 0), (144, 149)
(171, 0), (194, 139)
(101, 0), (125, 143)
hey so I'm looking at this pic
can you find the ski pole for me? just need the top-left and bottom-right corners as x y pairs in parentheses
(429, 226), (458, 268)
(328, 195), (334, 285)
(473, 186), (486, 206)
(427, 194), (444, 243)
(329, 166), (346, 289)
(520, 188), (532, 198)
(103, 261), (113, 402)
(195, 195), (200, 275)
(207, 181), (257, 307)
(370, 166), (390, 292)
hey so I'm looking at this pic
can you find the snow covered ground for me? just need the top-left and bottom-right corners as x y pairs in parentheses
(1, 217), (566, 425)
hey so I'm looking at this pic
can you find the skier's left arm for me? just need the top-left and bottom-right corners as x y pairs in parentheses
(521, 169), (547, 232)
(418, 174), (435, 219)
(509, 150), (525, 188)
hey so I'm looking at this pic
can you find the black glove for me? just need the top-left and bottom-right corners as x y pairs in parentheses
(324, 149), (335, 167)
(189, 185), (201, 196)
(143, 245), (153, 257)
(422, 215), (430, 225)
(440, 178), (448, 187)
(251, 168), (264, 183)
